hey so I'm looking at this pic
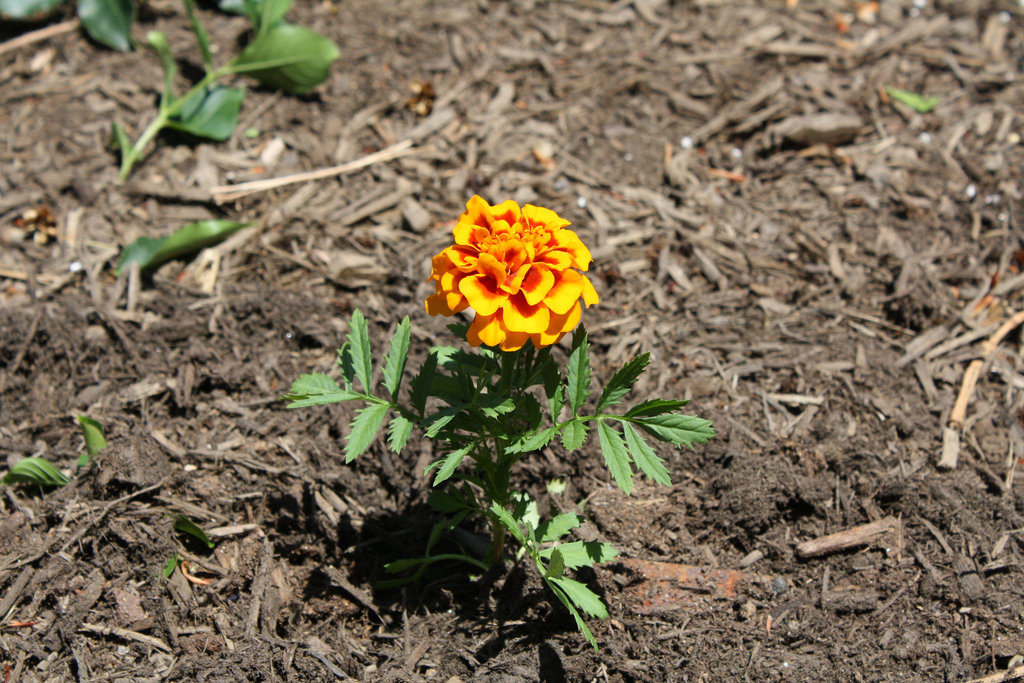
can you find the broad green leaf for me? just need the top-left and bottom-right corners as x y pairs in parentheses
(624, 398), (688, 419)
(162, 553), (181, 578)
(283, 373), (361, 407)
(344, 402), (389, 463)
(181, 0), (212, 71)
(566, 327), (591, 414)
(76, 415), (107, 457)
(410, 350), (437, 417)
(596, 353), (649, 412)
(633, 413), (716, 448)
(535, 512), (582, 543)
(424, 407), (459, 438)
(622, 422), (670, 486)
(346, 310), (373, 394)
(382, 317), (411, 400)
(540, 540), (618, 568)
(561, 419), (587, 451)
(886, 86), (939, 113)
(0, 0), (64, 19)
(145, 31), (176, 109)
(232, 23), (340, 95)
(167, 86), (244, 141)
(2, 457), (69, 487)
(217, 0), (256, 22)
(78, 0), (134, 52)
(387, 415), (414, 454)
(597, 420), (633, 494)
(116, 220), (252, 275)
(172, 514), (215, 548)
(545, 547), (565, 579)
(549, 576), (608, 619)
(433, 445), (472, 486)
(511, 492), (539, 537)
(547, 581), (597, 650)
(506, 426), (557, 455)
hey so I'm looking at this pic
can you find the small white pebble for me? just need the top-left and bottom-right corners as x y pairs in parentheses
(1006, 72), (1016, 82)
(68, 261), (83, 272)
(999, 10), (1011, 23)
(576, 196), (587, 209)
(998, 212), (1008, 222)
(917, 132), (932, 144)
(624, 152), (634, 162)
(912, 0), (926, 8)
(985, 193), (1002, 205)
(965, 183), (977, 199)
(680, 136), (693, 149)
(730, 147), (743, 159)
(1007, 132), (1021, 145)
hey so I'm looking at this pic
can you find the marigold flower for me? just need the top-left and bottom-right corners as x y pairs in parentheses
(426, 195), (599, 351)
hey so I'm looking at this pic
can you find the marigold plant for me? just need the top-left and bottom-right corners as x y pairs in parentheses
(286, 197), (716, 649)
(426, 195), (598, 351)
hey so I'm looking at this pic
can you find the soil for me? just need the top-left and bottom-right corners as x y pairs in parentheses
(2, 0), (1024, 681)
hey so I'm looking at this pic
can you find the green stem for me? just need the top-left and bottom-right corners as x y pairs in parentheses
(489, 523), (506, 566)
(118, 65), (232, 180)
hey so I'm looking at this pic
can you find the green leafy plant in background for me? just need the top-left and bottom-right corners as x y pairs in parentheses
(0, 0), (134, 52)
(3, 415), (106, 487)
(885, 86), (939, 114)
(111, 0), (339, 179)
(115, 219), (252, 275)
(285, 312), (716, 648)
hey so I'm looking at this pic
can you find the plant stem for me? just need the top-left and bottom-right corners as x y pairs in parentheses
(489, 523), (506, 566)
(118, 65), (231, 180)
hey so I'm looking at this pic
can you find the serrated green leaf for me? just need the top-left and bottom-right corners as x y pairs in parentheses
(479, 396), (515, 418)
(490, 501), (528, 546)
(535, 512), (582, 543)
(232, 23), (340, 94)
(344, 402), (389, 463)
(596, 353), (650, 412)
(424, 405), (460, 438)
(166, 86), (244, 141)
(172, 514), (215, 548)
(511, 492), (539, 536)
(346, 310), (373, 394)
(561, 419), (588, 451)
(622, 422), (670, 486)
(145, 31), (176, 109)
(410, 350), (437, 417)
(181, 0), (212, 71)
(76, 415), (107, 457)
(116, 220), (252, 275)
(432, 444), (471, 486)
(550, 576), (608, 619)
(2, 457), (69, 487)
(886, 86), (939, 114)
(624, 398), (688, 418)
(546, 547), (566, 579)
(540, 540), (618, 568)
(78, 0), (134, 52)
(163, 553), (181, 578)
(597, 420), (633, 494)
(387, 415), (414, 454)
(506, 426), (557, 455)
(382, 317), (411, 401)
(547, 580), (597, 650)
(566, 327), (591, 415)
(0, 0), (64, 19)
(632, 413), (716, 448)
(283, 373), (361, 407)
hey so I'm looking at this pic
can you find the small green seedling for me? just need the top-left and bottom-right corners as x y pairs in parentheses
(2, 457), (70, 487)
(116, 219), (252, 275)
(170, 513), (216, 549)
(163, 553), (182, 578)
(112, 0), (339, 179)
(76, 414), (106, 469)
(886, 86), (939, 114)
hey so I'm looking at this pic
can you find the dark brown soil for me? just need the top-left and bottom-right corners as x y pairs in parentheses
(3, 1), (1024, 681)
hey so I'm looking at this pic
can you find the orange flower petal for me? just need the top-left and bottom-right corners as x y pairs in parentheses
(459, 274), (507, 316)
(476, 252), (508, 286)
(581, 274), (599, 307)
(522, 204), (571, 231)
(502, 294), (551, 334)
(557, 230), (593, 271)
(447, 246), (478, 271)
(453, 219), (475, 245)
(543, 270), (586, 315)
(531, 302), (582, 348)
(500, 331), (530, 352)
(489, 200), (522, 227)
(467, 312), (506, 347)
(463, 195), (495, 227)
(520, 265), (555, 306)
(537, 249), (572, 270)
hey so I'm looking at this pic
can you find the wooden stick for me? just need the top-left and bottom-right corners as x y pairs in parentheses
(79, 622), (172, 653)
(0, 19), (80, 56)
(961, 664), (1024, 683)
(210, 140), (419, 203)
(796, 517), (900, 558)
